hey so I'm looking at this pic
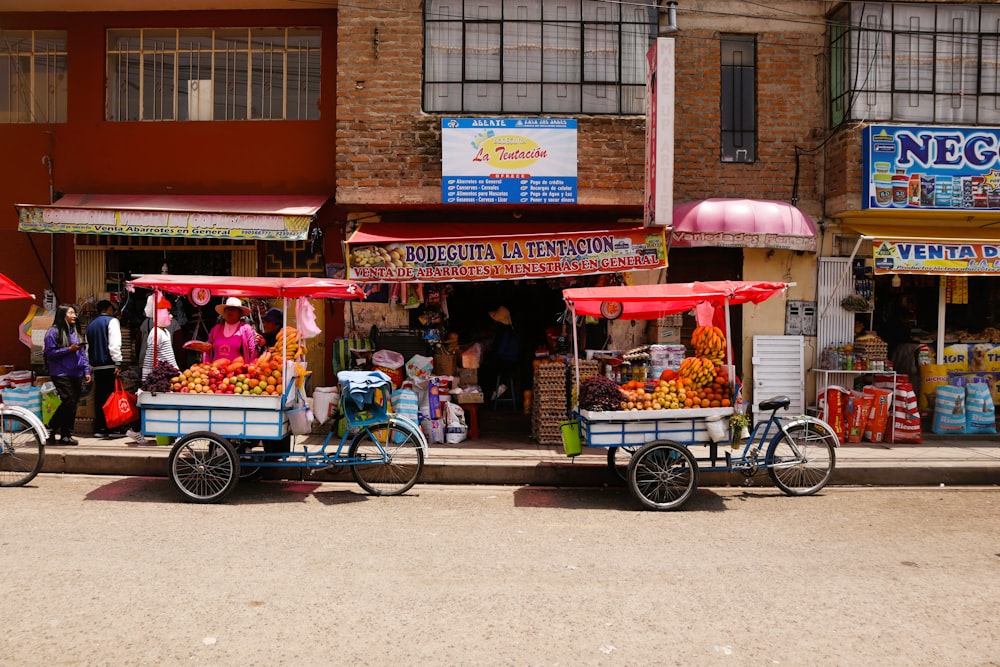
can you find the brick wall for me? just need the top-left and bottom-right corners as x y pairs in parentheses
(335, 0), (647, 209)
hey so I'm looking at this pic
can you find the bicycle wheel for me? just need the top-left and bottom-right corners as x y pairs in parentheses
(766, 421), (836, 496)
(167, 431), (239, 503)
(0, 412), (44, 487)
(606, 445), (639, 481)
(627, 440), (698, 511)
(349, 419), (424, 496)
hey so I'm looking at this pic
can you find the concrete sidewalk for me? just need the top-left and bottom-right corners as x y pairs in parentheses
(37, 431), (1000, 488)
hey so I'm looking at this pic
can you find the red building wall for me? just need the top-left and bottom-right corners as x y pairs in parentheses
(0, 9), (338, 366)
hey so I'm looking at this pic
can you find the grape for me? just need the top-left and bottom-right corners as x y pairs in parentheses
(579, 375), (624, 411)
(141, 361), (180, 393)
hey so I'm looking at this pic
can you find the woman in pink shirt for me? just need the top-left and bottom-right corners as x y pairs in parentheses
(205, 297), (260, 365)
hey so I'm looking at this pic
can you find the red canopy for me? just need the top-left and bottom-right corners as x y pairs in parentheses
(0, 273), (34, 301)
(563, 280), (791, 320)
(128, 275), (365, 301)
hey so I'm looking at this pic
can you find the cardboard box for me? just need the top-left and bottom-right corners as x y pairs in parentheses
(456, 391), (484, 404)
(458, 368), (478, 386)
(647, 325), (681, 344)
(76, 381), (96, 419)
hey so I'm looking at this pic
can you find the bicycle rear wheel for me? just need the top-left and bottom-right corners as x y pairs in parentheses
(627, 440), (698, 511)
(349, 419), (424, 496)
(766, 421), (836, 496)
(0, 412), (44, 487)
(168, 432), (239, 503)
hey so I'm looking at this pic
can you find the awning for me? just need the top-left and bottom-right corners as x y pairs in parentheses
(345, 222), (668, 282)
(672, 198), (818, 252)
(15, 194), (327, 241)
(128, 274), (365, 300)
(845, 222), (1000, 276)
(563, 280), (791, 320)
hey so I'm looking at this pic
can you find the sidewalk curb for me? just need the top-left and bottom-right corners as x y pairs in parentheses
(40, 449), (1000, 488)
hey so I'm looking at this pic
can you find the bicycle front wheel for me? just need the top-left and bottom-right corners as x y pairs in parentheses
(349, 420), (424, 496)
(607, 445), (639, 482)
(627, 440), (698, 511)
(766, 422), (836, 496)
(0, 412), (44, 487)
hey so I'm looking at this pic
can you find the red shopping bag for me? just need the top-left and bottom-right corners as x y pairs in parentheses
(103, 378), (138, 429)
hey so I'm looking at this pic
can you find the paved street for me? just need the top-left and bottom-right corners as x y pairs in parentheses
(3, 476), (999, 666)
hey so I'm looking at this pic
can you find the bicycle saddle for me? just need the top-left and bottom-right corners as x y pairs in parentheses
(758, 396), (791, 411)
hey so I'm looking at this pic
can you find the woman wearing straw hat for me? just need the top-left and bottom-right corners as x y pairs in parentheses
(205, 297), (260, 365)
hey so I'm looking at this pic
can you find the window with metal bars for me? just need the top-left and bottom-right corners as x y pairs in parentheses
(829, 2), (1000, 126)
(423, 0), (656, 115)
(106, 27), (321, 121)
(720, 34), (756, 164)
(0, 30), (67, 123)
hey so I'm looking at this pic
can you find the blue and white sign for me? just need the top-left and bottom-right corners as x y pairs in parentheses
(441, 118), (577, 204)
(862, 125), (1000, 210)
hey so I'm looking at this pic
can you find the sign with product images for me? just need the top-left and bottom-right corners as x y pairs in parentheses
(441, 118), (577, 204)
(346, 223), (666, 282)
(862, 125), (1000, 211)
(873, 240), (1000, 275)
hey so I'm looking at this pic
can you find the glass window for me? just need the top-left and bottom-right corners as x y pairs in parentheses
(423, 0), (655, 114)
(0, 30), (67, 123)
(830, 3), (1000, 125)
(721, 34), (756, 163)
(107, 27), (321, 121)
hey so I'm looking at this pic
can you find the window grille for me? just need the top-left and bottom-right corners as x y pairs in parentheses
(423, 0), (656, 115)
(830, 3), (1000, 125)
(0, 30), (67, 123)
(106, 27), (320, 121)
(721, 34), (756, 163)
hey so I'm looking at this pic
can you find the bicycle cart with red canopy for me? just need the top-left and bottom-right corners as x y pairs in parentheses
(562, 280), (839, 510)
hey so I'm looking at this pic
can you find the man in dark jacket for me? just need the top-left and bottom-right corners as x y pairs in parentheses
(86, 300), (124, 439)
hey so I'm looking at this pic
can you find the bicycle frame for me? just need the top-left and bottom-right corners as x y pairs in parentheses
(728, 408), (840, 475)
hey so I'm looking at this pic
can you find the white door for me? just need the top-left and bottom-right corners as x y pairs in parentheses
(752, 335), (805, 415)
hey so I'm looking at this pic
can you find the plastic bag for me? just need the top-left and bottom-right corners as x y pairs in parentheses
(445, 401), (468, 444)
(405, 354), (434, 380)
(103, 378), (138, 429)
(460, 343), (482, 370)
(40, 381), (61, 425)
(295, 297), (322, 340)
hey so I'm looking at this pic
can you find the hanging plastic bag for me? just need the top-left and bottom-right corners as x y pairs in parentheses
(295, 297), (322, 340)
(40, 381), (61, 425)
(103, 378), (139, 430)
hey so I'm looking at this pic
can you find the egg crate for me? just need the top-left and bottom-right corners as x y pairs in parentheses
(535, 365), (568, 378)
(854, 338), (888, 361)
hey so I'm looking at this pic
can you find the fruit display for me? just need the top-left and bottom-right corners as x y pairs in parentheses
(678, 356), (717, 389)
(584, 325), (738, 412)
(271, 326), (306, 363)
(163, 353), (285, 395)
(691, 325), (726, 364)
(579, 375), (624, 411)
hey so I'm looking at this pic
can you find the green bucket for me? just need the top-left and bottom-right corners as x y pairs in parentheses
(155, 435), (172, 446)
(560, 420), (581, 457)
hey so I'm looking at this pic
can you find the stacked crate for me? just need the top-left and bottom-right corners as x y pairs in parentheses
(569, 359), (602, 400)
(531, 362), (569, 445)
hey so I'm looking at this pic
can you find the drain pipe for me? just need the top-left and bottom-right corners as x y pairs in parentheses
(663, 1), (679, 33)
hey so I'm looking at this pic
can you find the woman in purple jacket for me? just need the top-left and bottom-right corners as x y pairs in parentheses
(43, 304), (92, 446)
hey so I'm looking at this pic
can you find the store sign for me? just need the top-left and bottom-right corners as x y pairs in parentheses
(873, 240), (1000, 275)
(862, 125), (1000, 211)
(441, 118), (577, 204)
(347, 227), (666, 282)
(16, 207), (311, 240)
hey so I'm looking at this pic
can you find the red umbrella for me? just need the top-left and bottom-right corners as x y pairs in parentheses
(0, 273), (33, 301)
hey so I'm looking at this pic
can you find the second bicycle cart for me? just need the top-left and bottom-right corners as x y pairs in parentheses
(129, 274), (429, 504)
(563, 280), (840, 511)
